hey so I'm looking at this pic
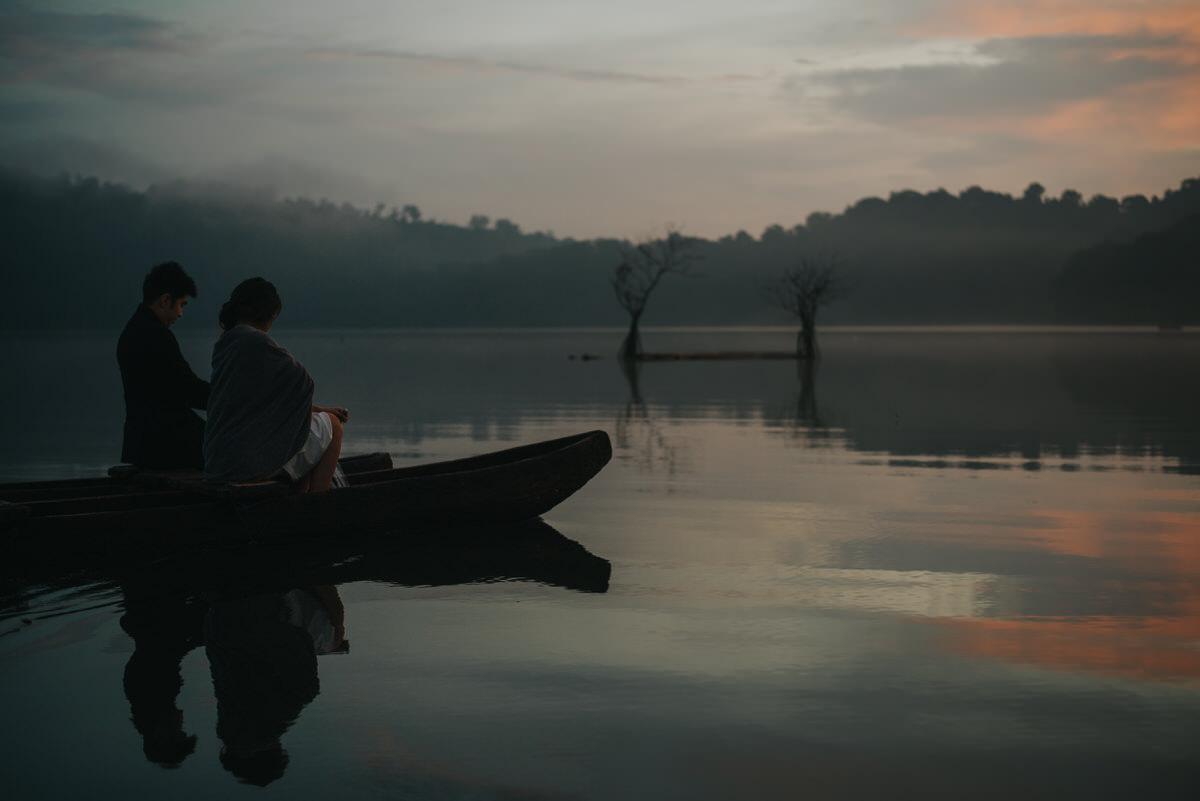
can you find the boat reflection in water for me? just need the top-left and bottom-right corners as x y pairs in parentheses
(97, 520), (611, 785)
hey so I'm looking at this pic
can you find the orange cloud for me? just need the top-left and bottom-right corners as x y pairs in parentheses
(914, 0), (1200, 55)
(1032, 74), (1200, 146)
(901, 74), (1199, 150)
(892, 1), (1200, 149)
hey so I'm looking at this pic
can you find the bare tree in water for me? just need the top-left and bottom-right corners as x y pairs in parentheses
(611, 228), (699, 361)
(768, 255), (844, 360)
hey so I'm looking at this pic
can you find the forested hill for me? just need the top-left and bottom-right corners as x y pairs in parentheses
(1054, 214), (1200, 326)
(1, 168), (1198, 330)
(0, 170), (564, 329)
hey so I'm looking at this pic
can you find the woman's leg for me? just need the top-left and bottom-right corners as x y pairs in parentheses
(307, 413), (343, 493)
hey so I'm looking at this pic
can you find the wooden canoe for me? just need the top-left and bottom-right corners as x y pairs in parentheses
(1, 430), (612, 554)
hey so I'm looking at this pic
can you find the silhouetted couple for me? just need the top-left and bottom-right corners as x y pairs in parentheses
(117, 263), (348, 492)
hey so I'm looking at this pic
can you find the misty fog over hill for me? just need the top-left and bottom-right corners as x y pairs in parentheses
(1, 168), (1197, 330)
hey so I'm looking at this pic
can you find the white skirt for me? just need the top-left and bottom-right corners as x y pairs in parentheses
(280, 412), (334, 481)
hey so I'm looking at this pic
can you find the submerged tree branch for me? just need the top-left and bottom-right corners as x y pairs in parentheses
(768, 254), (845, 360)
(611, 227), (701, 360)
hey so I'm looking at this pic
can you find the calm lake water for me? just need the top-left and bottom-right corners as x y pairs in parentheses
(3, 327), (1199, 799)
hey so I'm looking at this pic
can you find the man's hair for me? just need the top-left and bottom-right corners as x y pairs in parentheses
(142, 262), (198, 305)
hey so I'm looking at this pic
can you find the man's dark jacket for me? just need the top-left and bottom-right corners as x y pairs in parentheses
(117, 305), (210, 468)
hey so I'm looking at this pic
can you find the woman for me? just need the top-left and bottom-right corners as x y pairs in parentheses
(203, 278), (348, 492)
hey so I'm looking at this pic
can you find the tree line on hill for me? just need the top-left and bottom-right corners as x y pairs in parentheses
(0, 167), (1196, 331)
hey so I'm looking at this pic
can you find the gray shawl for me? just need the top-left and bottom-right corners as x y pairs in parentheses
(203, 325), (314, 483)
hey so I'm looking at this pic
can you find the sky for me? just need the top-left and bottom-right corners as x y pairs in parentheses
(1, 0), (1197, 239)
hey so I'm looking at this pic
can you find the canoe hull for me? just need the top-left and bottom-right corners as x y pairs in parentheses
(2, 430), (612, 554)
(246, 429), (612, 534)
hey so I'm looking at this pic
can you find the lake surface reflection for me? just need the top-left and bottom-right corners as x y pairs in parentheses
(2, 328), (1199, 799)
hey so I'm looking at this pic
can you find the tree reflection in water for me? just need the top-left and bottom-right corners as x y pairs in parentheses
(615, 358), (683, 476)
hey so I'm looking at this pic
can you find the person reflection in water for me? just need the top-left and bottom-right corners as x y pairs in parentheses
(205, 586), (347, 786)
(119, 592), (207, 767)
(202, 278), (349, 492)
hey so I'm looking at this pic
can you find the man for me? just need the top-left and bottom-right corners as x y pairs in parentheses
(117, 262), (210, 468)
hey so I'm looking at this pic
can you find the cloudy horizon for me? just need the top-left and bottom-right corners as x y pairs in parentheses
(1, 0), (1197, 239)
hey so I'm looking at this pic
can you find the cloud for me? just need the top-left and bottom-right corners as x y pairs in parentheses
(206, 154), (393, 206)
(0, 7), (228, 105)
(0, 7), (194, 61)
(913, 134), (1044, 173)
(812, 34), (1187, 120)
(796, 29), (1200, 152)
(0, 1), (1192, 240)
(0, 134), (170, 186)
(911, 0), (1200, 60)
(304, 45), (764, 87)
(0, 96), (62, 124)
(874, 1), (1200, 149)
(0, 132), (397, 212)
